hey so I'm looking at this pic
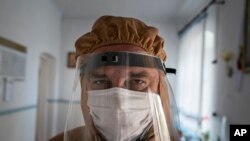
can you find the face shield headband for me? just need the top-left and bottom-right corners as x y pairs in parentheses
(79, 52), (175, 76)
(63, 51), (179, 141)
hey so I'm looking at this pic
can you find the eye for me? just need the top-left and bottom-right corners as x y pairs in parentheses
(91, 79), (112, 90)
(133, 79), (145, 84)
(126, 79), (148, 91)
(94, 80), (109, 85)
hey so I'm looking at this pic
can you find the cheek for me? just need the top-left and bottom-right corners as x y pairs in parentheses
(149, 70), (160, 93)
(148, 75), (160, 93)
(149, 80), (159, 93)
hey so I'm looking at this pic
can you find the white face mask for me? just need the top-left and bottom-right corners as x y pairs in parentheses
(87, 88), (155, 141)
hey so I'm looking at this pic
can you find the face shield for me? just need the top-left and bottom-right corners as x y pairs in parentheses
(64, 51), (179, 141)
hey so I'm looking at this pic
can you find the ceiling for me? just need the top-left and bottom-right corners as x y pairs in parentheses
(53, 0), (210, 26)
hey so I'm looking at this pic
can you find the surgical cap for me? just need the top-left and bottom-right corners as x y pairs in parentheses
(75, 15), (167, 61)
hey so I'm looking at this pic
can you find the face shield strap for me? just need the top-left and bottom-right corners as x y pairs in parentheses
(165, 67), (177, 75)
(79, 52), (175, 74)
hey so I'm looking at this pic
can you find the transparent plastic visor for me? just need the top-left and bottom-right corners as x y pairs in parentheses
(64, 52), (179, 141)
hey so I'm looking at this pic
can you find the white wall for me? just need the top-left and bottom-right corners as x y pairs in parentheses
(55, 17), (179, 134)
(0, 0), (61, 140)
(207, 0), (250, 140)
(213, 0), (250, 123)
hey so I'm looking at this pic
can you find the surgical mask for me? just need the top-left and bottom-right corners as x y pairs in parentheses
(87, 87), (155, 141)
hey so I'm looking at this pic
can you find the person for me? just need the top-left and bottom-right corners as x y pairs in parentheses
(49, 15), (179, 141)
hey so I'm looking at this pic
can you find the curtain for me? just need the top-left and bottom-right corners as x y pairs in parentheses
(176, 5), (219, 140)
(176, 14), (207, 136)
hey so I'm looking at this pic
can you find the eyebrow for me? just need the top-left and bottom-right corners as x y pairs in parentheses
(88, 70), (150, 78)
(129, 71), (150, 78)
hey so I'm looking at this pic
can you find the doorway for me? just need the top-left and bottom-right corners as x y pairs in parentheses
(36, 53), (56, 141)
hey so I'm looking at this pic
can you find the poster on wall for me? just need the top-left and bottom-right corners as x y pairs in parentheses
(0, 38), (27, 79)
(67, 52), (76, 68)
(0, 36), (27, 101)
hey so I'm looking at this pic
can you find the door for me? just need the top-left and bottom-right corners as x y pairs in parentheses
(36, 53), (55, 141)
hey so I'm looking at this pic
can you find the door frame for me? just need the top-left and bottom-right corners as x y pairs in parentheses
(36, 53), (56, 141)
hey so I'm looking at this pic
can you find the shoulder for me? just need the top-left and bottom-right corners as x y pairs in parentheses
(48, 132), (63, 141)
(48, 126), (85, 141)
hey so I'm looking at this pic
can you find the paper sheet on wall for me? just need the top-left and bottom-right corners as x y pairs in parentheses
(0, 44), (26, 79)
(3, 79), (14, 101)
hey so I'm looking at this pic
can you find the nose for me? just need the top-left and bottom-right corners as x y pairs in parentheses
(111, 69), (126, 88)
(104, 66), (128, 89)
(111, 78), (126, 89)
